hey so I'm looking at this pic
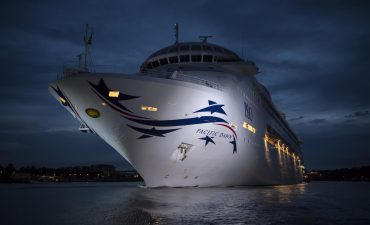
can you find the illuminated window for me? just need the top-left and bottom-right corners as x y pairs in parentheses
(141, 106), (158, 112)
(243, 121), (256, 134)
(109, 91), (119, 97)
(59, 97), (66, 104)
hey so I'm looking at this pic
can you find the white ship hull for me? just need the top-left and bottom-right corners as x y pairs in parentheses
(49, 72), (303, 187)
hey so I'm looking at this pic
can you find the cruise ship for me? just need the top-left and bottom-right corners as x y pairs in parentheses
(49, 25), (304, 187)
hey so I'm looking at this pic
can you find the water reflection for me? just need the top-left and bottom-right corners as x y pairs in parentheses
(121, 184), (309, 224)
(264, 138), (272, 168)
(2, 182), (370, 225)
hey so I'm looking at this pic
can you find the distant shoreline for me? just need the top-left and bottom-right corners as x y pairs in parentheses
(307, 166), (370, 182)
(1, 164), (369, 183)
(0, 164), (143, 183)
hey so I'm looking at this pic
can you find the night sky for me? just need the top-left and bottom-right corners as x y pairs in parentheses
(1, 0), (369, 170)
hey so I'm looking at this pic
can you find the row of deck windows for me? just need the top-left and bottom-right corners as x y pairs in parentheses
(151, 44), (237, 58)
(145, 54), (241, 69)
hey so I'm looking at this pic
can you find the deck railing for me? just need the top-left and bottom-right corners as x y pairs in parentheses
(57, 62), (223, 91)
(57, 61), (123, 79)
(140, 70), (223, 91)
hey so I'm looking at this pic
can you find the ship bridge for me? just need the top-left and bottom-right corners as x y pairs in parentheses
(140, 42), (258, 75)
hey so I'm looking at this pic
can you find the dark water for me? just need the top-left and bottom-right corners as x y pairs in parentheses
(1, 182), (369, 225)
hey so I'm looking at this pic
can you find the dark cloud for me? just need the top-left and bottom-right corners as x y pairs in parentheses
(0, 0), (369, 169)
(344, 110), (370, 118)
(309, 119), (327, 124)
(288, 116), (304, 121)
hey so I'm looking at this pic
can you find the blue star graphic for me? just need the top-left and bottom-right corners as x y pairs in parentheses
(193, 100), (227, 115)
(199, 135), (215, 146)
(229, 136), (237, 154)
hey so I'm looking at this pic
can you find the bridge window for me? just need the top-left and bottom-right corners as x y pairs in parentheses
(151, 60), (159, 68)
(203, 55), (213, 62)
(146, 63), (153, 69)
(169, 56), (179, 64)
(159, 58), (168, 65)
(180, 55), (190, 62)
(214, 56), (239, 62)
(191, 55), (202, 62)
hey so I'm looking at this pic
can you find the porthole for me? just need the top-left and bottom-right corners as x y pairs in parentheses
(85, 108), (100, 118)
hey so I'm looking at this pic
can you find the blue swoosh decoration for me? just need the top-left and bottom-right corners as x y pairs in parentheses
(89, 79), (139, 113)
(51, 86), (70, 107)
(230, 135), (237, 154)
(127, 125), (180, 137)
(194, 104), (227, 115)
(122, 115), (228, 127)
(208, 100), (217, 105)
(138, 135), (153, 139)
(51, 85), (86, 125)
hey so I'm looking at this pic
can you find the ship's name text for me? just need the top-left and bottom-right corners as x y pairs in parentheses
(196, 128), (232, 139)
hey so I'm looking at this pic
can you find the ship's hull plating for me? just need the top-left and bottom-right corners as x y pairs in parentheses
(49, 73), (303, 187)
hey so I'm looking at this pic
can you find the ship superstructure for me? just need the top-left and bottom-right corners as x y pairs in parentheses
(49, 25), (304, 187)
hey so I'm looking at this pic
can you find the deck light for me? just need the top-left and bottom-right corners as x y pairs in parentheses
(243, 122), (256, 133)
(141, 106), (158, 112)
(109, 91), (119, 97)
(59, 97), (66, 104)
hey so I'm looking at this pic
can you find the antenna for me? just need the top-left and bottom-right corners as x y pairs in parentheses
(83, 24), (93, 71)
(241, 32), (245, 59)
(199, 35), (213, 43)
(174, 23), (179, 44)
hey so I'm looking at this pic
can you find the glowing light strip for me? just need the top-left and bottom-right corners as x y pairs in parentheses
(243, 122), (256, 133)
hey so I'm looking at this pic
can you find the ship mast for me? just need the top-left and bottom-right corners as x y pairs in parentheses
(174, 23), (179, 44)
(83, 24), (93, 71)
